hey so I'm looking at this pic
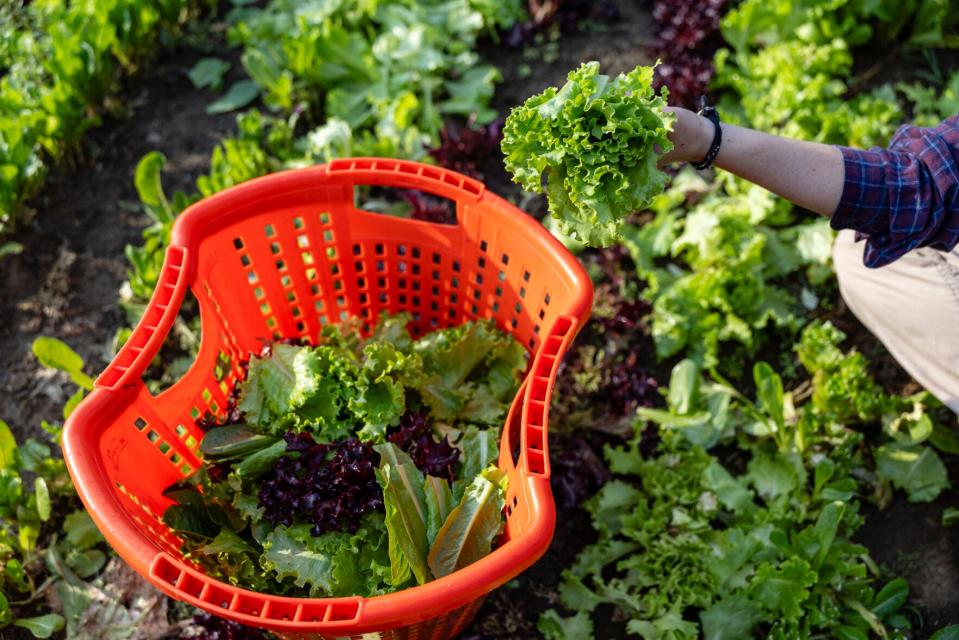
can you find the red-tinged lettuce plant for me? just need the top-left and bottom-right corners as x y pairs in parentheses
(553, 247), (661, 437)
(386, 413), (460, 483)
(548, 247), (662, 508)
(651, 0), (727, 52)
(427, 119), (503, 180)
(651, 51), (717, 110)
(648, 0), (728, 109)
(505, 0), (620, 48)
(259, 434), (384, 535)
(403, 190), (457, 225)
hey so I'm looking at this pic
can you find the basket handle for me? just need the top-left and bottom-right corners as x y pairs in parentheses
(325, 157), (486, 208)
(96, 246), (189, 391)
(518, 315), (579, 478)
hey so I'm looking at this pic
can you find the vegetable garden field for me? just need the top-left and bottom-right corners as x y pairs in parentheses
(3, 0), (959, 638)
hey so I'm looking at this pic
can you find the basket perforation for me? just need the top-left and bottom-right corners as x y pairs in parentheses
(133, 411), (199, 479)
(115, 481), (183, 558)
(278, 212), (324, 339)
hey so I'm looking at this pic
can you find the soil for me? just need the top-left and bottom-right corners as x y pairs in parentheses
(856, 456), (959, 633)
(2, 0), (958, 638)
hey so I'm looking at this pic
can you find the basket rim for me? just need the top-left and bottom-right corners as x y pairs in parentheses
(63, 158), (593, 633)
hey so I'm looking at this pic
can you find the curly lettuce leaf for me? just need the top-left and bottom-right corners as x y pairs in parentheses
(415, 320), (526, 424)
(237, 317), (426, 441)
(747, 557), (816, 621)
(237, 344), (322, 430)
(502, 61), (674, 247)
(261, 525), (338, 596)
(190, 529), (270, 592)
(261, 516), (391, 597)
(538, 609), (594, 640)
(353, 340), (423, 441)
(699, 594), (763, 640)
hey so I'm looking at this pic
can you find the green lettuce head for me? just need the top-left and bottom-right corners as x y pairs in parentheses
(502, 61), (675, 247)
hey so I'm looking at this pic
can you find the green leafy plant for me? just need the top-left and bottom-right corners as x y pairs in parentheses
(0, 337), (136, 638)
(622, 170), (828, 368)
(187, 56), (231, 91)
(795, 321), (950, 503)
(0, 418), (105, 635)
(225, 0), (520, 154)
(899, 69), (959, 126)
(0, 0), (210, 239)
(502, 62), (674, 247)
(206, 80), (261, 114)
(541, 324), (942, 638)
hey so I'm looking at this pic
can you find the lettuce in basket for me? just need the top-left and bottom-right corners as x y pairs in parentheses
(502, 61), (675, 247)
(162, 316), (524, 598)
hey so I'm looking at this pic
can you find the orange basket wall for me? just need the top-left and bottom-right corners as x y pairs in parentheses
(63, 158), (593, 639)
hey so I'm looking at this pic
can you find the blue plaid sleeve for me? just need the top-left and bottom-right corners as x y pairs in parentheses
(831, 115), (959, 268)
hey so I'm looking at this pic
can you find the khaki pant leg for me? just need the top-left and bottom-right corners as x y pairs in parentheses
(832, 229), (959, 413)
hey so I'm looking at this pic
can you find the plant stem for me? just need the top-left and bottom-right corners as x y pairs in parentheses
(9, 575), (58, 606)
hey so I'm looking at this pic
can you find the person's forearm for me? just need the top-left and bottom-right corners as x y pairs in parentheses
(663, 107), (845, 217)
(714, 123), (845, 216)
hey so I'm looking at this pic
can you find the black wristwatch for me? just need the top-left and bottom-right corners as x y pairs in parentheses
(693, 96), (722, 171)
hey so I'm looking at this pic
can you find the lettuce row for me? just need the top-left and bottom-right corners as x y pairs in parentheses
(540, 320), (949, 638)
(0, 0), (202, 237)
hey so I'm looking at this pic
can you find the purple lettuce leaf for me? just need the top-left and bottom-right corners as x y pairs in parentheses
(387, 413), (460, 483)
(427, 119), (503, 180)
(258, 434), (383, 536)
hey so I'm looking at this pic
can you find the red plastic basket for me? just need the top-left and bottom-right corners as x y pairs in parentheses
(63, 158), (592, 639)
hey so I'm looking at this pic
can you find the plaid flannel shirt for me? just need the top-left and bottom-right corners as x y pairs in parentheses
(832, 115), (959, 268)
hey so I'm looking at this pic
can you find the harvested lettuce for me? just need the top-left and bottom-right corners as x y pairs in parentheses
(375, 443), (431, 586)
(164, 316), (522, 598)
(502, 61), (675, 247)
(428, 467), (507, 579)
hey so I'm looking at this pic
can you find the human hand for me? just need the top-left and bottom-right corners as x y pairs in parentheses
(658, 106), (714, 166)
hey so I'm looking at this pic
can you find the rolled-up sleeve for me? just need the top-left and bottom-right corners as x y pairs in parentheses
(831, 115), (959, 268)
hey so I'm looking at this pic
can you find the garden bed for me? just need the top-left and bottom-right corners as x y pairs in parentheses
(3, 0), (959, 638)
